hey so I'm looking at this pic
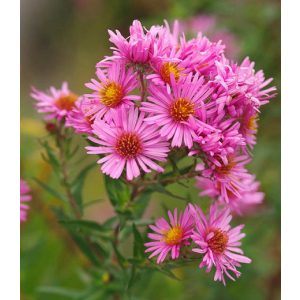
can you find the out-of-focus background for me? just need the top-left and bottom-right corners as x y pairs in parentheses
(21, 0), (280, 299)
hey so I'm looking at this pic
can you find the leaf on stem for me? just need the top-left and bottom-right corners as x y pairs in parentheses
(104, 175), (130, 211)
(132, 223), (145, 259)
(71, 162), (95, 213)
(39, 139), (60, 175)
(111, 242), (127, 269)
(34, 178), (68, 203)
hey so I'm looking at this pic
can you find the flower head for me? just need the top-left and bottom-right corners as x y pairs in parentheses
(84, 62), (140, 122)
(196, 175), (264, 214)
(145, 206), (194, 263)
(200, 153), (252, 203)
(239, 105), (259, 150)
(141, 73), (213, 148)
(20, 179), (32, 223)
(189, 203), (251, 284)
(190, 119), (245, 165)
(31, 82), (77, 120)
(104, 20), (159, 64)
(86, 107), (170, 180)
(65, 97), (94, 135)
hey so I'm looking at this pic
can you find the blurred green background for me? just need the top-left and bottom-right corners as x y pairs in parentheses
(21, 0), (280, 299)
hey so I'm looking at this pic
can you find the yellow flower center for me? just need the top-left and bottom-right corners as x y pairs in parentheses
(207, 228), (229, 254)
(247, 115), (258, 131)
(170, 98), (195, 122)
(164, 226), (183, 246)
(160, 62), (181, 84)
(55, 94), (77, 111)
(100, 81), (124, 107)
(215, 156), (236, 175)
(115, 132), (142, 158)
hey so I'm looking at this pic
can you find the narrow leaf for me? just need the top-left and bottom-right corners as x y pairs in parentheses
(71, 162), (95, 212)
(59, 219), (105, 232)
(132, 224), (145, 258)
(34, 178), (67, 203)
(104, 175), (130, 210)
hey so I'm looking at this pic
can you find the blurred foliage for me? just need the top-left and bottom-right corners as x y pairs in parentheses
(21, 0), (280, 299)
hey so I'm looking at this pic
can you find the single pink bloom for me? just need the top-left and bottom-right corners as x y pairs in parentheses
(141, 73), (214, 148)
(86, 107), (170, 180)
(145, 206), (194, 263)
(188, 33), (225, 76)
(20, 179), (32, 223)
(189, 203), (251, 285)
(239, 105), (259, 151)
(196, 175), (264, 215)
(199, 153), (253, 203)
(147, 55), (191, 87)
(65, 97), (93, 135)
(83, 61), (140, 123)
(31, 82), (78, 120)
(104, 20), (158, 64)
(212, 57), (276, 119)
(190, 118), (245, 165)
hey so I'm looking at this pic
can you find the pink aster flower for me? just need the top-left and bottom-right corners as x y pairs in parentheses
(190, 119), (245, 165)
(86, 107), (170, 180)
(141, 73), (214, 148)
(31, 82), (78, 120)
(65, 97), (93, 135)
(144, 206), (194, 263)
(185, 33), (225, 77)
(239, 105), (259, 150)
(189, 203), (251, 284)
(104, 20), (159, 65)
(83, 61), (140, 122)
(212, 57), (276, 118)
(233, 57), (277, 107)
(20, 179), (32, 223)
(199, 153), (253, 204)
(196, 174), (264, 214)
(147, 56), (190, 86)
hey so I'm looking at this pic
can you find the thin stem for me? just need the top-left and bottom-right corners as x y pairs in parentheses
(54, 122), (105, 262)
(56, 122), (82, 218)
(139, 71), (146, 102)
(142, 170), (199, 186)
(127, 169), (199, 190)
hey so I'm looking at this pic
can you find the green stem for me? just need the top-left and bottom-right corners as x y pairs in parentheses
(139, 71), (146, 102)
(56, 122), (82, 218)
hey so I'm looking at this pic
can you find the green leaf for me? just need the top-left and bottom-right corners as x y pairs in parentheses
(151, 263), (180, 281)
(69, 231), (101, 266)
(39, 140), (60, 175)
(126, 265), (136, 290)
(59, 219), (106, 232)
(132, 224), (145, 259)
(67, 144), (80, 160)
(57, 212), (102, 265)
(111, 242), (126, 269)
(102, 216), (118, 228)
(37, 286), (80, 298)
(34, 178), (67, 203)
(71, 162), (95, 212)
(104, 175), (130, 211)
(132, 189), (152, 218)
(149, 183), (188, 201)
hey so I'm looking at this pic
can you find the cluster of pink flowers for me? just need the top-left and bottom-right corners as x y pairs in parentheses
(31, 20), (275, 283)
(145, 204), (251, 284)
(20, 179), (31, 223)
(31, 19), (275, 216)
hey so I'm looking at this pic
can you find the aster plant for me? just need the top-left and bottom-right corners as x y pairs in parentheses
(30, 20), (276, 298)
